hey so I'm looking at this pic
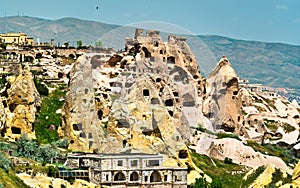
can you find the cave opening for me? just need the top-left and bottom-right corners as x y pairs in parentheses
(165, 99), (173, 106)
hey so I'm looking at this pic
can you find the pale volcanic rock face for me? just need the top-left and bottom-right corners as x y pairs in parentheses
(59, 55), (106, 153)
(58, 29), (207, 178)
(5, 64), (40, 140)
(203, 56), (242, 133)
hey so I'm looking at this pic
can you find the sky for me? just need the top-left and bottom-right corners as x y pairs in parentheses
(0, 0), (300, 45)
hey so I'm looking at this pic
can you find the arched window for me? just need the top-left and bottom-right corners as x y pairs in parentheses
(150, 171), (161, 182)
(114, 172), (126, 181)
(130, 172), (139, 181)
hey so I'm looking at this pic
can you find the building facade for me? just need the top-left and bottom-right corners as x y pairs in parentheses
(0, 32), (34, 45)
(61, 153), (187, 188)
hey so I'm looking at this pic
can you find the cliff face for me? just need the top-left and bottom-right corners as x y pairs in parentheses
(59, 55), (106, 152)
(4, 64), (40, 141)
(203, 56), (244, 134)
(58, 29), (208, 176)
(58, 29), (300, 169)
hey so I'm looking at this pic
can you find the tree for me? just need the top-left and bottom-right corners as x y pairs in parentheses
(0, 153), (11, 172)
(224, 157), (233, 164)
(192, 177), (209, 188)
(47, 165), (59, 177)
(211, 178), (223, 188)
(95, 40), (103, 48)
(15, 134), (59, 163)
(77, 40), (82, 48)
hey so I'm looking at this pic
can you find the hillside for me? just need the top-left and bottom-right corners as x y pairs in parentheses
(0, 22), (300, 187)
(1, 16), (299, 100)
(0, 16), (118, 45)
(198, 35), (300, 100)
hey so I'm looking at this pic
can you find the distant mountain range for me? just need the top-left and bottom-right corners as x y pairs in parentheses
(0, 16), (299, 99)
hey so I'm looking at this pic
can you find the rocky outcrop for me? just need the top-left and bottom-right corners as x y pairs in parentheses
(59, 29), (205, 154)
(17, 173), (99, 188)
(207, 138), (291, 174)
(58, 29), (208, 182)
(96, 29), (206, 159)
(59, 55), (106, 152)
(4, 64), (40, 141)
(239, 88), (300, 145)
(203, 56), (244, 134)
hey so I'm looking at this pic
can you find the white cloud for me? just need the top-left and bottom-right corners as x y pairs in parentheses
(275, 5), (288, 10)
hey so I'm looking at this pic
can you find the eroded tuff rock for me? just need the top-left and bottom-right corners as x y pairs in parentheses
(240, 86), (300, 145)
(57, 29), (300, 186)
(59, 55), (106, 152)
(17, 173), (99, 188)
(59, 29), (206, 173)
(203, 56), (245, 135)
(4, 64), (40, 140)
(100, 29), (205, 158)
(207, 138), (291, 173)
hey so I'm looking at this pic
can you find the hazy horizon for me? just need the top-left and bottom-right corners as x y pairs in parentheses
(0, 0), (299, 45)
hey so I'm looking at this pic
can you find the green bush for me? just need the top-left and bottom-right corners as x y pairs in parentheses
(211, 178), (223, 188)
(269, 168), (291, 185)
(15, 135), (59, 163)
(271, 168), (282, 182)
(47, 165), (59, 177)
(217, 132), (241, 141)
(282, 123), (295, 133)
(0, 153), (11, 172)
(0, 141), (10, 151)
(224, 157), (233, 164)
(192, 176), (209, 188)
(34, 77), (49, 96)
(51, 138), (69, 149)
(196, 124), (206, 132)
(264, 119), (278, 131)
(241, 166), (265, 187)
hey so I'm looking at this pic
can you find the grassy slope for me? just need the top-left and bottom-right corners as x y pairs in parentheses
(0, 169), (29, 188)
(35, 88), (66, 144)
(191, 152), (250, 188)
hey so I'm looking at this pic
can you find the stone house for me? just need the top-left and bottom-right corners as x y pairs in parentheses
(61, 152), (187, 188)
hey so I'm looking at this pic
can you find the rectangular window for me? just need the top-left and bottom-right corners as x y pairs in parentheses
(164, 175), (168, 181)
(147, 159), (159, 167)
(117, 160), (123, 166)
(131, 160), (138, 167)
(145, 175), (148, 182)
(176, 175), (182, 181)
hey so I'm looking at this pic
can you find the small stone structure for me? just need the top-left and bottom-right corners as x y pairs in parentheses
(61, 153), (187, 188)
